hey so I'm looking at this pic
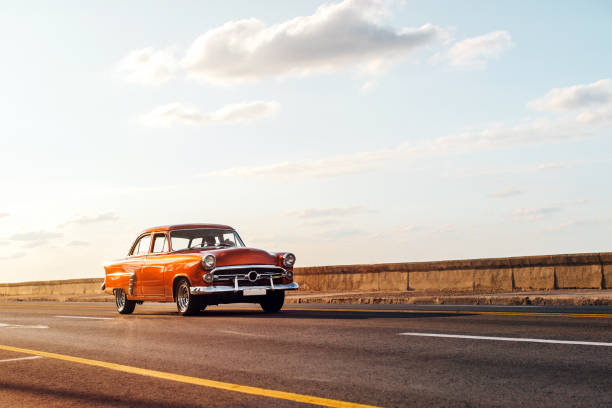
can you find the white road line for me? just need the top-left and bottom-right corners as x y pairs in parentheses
(0, 356), (42, 363)
(55, 315), (113, 320)
(0, 323), (49, 329)
(399, 332), (612, 347)
(219, 329), (267, 338)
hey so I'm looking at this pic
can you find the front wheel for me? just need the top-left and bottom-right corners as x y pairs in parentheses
(115, 289), (136, 314)
(176, 279), (201, 316)
(260, 291), (285, 313)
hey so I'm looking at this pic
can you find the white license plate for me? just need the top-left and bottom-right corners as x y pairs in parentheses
(243, 288), (267, 296)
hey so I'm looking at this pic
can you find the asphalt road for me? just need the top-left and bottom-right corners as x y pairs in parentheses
(0, 302), (611, 407)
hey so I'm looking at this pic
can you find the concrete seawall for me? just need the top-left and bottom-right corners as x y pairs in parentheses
(1, 252), (610, 300)
(0, 278), (104, 299)
(295, 252), (612, 292)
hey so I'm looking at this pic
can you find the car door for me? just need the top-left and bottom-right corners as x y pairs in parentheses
(125, 233), (150, 296)
(140, 233), (168, 297)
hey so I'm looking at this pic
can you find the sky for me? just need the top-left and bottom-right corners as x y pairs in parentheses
(0, 0), (611, 283)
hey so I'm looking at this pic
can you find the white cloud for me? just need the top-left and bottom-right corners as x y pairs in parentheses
(428, 224), (455, 234)
(207, 101), (280, 123)
(8, 231), (63, 241)
(287, 205), (368, 218)
(116, 1), (526, 86)
(60, 212), (119, 227)
(397, 225), (422, 233)
(573, 199), (591, 206)
(536, 162), (571, 171)
(368, 224), (440, 239)
(299, 219), (343, 227)
(438, 31), (514, 68)
(207, 148), (392, 178)
(22, 240), (50, 249)
(509, 207), (561, 221)
(490, 188), (521, 198)
(545, 218), (610, 231)
(140, 103), (202, 126)
(181, 0), (445, 83)
(360, 79), (379, 93)
(0, 252), (25, 260)
(114, 46), (178, 85)
(529, 79), (612, 112)
(316, 227), (365, 239)
(66, 240), (90, 247)
(139, 101), (280, 127)
(576, 106), (612, 124)
(206, 115), (589, 179)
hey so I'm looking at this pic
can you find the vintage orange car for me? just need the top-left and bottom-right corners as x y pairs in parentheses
(102, 224), (298, 315)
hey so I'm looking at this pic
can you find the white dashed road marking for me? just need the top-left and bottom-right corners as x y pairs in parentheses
(399, 332), (612, 347)
(0, 323), (48, 329)
(219, 329), (267, 338)
(0, 356), (42, 363)
(55, 315), (113, 320)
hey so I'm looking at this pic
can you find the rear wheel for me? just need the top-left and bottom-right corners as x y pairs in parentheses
(176, 279), (200, 316)
(115, 289), (136, 314)
(260, 291), (285, 313)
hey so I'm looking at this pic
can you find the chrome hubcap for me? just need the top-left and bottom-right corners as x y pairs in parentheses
(177, 284), (189, 312)
(116, 289), (125, 310)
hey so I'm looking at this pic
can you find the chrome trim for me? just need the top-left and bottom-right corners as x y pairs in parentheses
(177, 283), (190, 312)
(190, 282), (298, 294)
(211, 264), (291, 284)
(282, 253), (296, 267)
(212, 264), (284, 272)
(116, 289), (125, 310)
(214, 272), (283, 282)
(107, 272), (134, 277)
(203, 254), (216, 270)
(128, 273), (136, 295)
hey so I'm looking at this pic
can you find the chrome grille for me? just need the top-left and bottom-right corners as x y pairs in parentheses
(212, 265), (285, 283)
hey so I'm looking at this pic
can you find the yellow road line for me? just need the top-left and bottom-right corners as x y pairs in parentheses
(1, 302), (611, 318)
(0, 344), (379, 408)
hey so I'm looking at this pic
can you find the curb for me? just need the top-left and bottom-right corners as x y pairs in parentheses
(2, 292), (611, 306)
(285, 295), (612, 306)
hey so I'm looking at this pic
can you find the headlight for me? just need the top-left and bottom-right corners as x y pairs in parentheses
(203, 273), (214, 284)
(203, 254), (216, 270)
(283, 253), (296, 267)
(285, 270), (294, 280)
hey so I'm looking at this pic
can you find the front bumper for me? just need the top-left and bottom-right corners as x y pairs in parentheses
(190, 282), (298, 294)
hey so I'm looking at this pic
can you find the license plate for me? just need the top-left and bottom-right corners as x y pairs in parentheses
(243, 288), (267, 296)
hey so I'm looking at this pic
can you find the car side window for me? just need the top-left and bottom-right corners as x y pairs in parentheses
(132, 235), (151, 256)
(152, 234), (168, 253)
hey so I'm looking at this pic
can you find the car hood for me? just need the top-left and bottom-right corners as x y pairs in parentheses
(179, 247), (279, 267)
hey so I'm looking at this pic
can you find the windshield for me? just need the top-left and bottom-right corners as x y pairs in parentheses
(169, 229), (245, 251)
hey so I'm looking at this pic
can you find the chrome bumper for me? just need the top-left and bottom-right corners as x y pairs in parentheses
(190, 282), (298, 294)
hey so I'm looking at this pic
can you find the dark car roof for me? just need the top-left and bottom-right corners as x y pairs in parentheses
(141, 224), (234, 234)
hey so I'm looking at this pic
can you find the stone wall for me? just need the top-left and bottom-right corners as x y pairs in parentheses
(294, 252), (611, 292)
(0, 252), (610, 299)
